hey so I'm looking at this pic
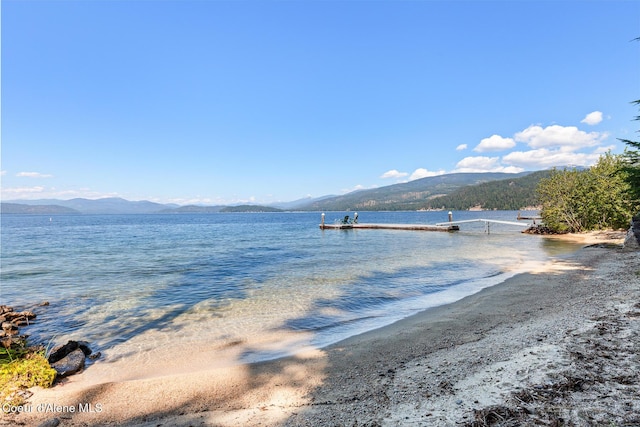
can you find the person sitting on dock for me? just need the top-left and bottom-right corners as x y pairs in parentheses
(342, 215), (350, 224)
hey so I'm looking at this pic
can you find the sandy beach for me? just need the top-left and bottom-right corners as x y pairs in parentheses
(5, 232), (639, 427)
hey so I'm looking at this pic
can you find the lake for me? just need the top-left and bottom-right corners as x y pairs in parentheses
(1, 211), (579, 369)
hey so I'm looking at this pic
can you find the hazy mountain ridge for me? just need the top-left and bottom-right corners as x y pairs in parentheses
(158, 205), (225, 213)
(4, 197), (173, 214)
(0, 203), (81, 215)
(220, 205), (284, 213)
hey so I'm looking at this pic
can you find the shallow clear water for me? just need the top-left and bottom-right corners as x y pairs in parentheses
(1, 211), (580, 366)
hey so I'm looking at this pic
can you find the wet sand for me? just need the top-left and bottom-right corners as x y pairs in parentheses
(9, 232), (639, 427)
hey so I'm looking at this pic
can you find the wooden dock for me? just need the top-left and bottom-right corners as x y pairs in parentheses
(319, 223), (459, 232)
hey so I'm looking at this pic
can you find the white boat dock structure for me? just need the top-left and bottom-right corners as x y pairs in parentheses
(320, 212), (539, 234)
(319, 212), (459, 231)
(320, 222), (460, 232)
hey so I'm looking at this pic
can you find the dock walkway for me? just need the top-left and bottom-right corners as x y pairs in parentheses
(434, 218), (530, 234)
(435, 219), (529, 227)
(319, 223), (459, 232)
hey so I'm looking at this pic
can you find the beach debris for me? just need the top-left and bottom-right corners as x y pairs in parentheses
(464, 300), (640, 427)
(468, 405), (528, 427)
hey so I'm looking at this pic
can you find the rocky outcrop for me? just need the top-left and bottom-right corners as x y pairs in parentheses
(522, 225), (563, 235)
(1, 304), (97, 381)
(623, 215), (640, 249)
(0, 305), (37, 349)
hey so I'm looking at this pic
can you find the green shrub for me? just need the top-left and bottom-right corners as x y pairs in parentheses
(0, 353), (56, 405)
(537, 153), (634, 233)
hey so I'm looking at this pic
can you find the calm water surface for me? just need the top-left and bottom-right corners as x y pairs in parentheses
(1, 211), (580, 365)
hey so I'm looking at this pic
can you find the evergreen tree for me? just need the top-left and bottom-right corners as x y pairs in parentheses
(618, 99), (640, 211)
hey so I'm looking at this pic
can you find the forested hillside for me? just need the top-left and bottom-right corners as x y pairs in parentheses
(297, 172), (533, 211)
(422, 170), (550, 210)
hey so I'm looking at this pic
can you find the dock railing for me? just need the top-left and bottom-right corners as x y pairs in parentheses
(435, 218), (529, 234)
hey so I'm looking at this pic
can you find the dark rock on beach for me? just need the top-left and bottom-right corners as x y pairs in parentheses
(623, 214), (640, 249)
(48, 340), (94, 379)
(37, 418), (61, 427)
(522, 225), (561, 235)
(50, 348), (87, 379)
(48, 340), (92, 363)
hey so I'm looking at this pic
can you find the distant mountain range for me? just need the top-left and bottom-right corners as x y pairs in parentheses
(2, 171), (549, 215)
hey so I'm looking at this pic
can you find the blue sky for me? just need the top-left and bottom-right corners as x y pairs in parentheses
(2, 0), (639, 205)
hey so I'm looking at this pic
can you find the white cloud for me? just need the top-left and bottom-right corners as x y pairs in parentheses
(594, 145), (616, 154)
(1, 186), (46, 194)
(581, 111), (603, 125)
(456, 144), (468, 151)
(499, 166), (524, 173)
(409, 168), (446, 180)
(514, 125), (605, 150)
(502, 148), (601, 169)
(16, 171), (54, 178)
(380, 169), (409, 179)
(474, 135), (516, 152)
(454, 156), (523, 173)
(452, 120), (613, 172)
(0, 186), (125, 201)
(455, 156), (500, 172)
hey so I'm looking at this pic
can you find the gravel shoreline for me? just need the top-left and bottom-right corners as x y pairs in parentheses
(8, 234), (638, 427)
(282, 243), (639, 426)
